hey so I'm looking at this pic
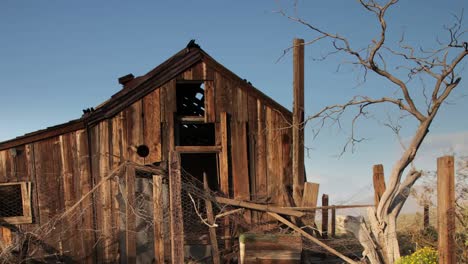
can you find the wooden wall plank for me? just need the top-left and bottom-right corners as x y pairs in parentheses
(231, 121), (250, 201)
(204, 80), (216, 123)
(214, 72), (232, 120)
(126, 100), (144, 164)
(0, 150), (7, 182)
(143, 89), (162, 164)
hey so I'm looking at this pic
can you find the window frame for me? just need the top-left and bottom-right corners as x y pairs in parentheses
(0, 182), (32, 224)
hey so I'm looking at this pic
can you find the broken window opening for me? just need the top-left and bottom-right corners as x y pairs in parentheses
(176, 82), (205, 117)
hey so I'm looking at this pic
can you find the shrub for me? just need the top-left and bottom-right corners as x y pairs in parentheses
(396, 247), (438, 264)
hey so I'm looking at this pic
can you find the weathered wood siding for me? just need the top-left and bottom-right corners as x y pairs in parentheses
(0, 58), (295, 262)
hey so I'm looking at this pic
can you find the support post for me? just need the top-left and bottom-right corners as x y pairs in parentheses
(437, 156), (455, 264)
(301, 182), (319, 226)
(125, 165), (136, 264)
(372, 164), (386, 207)
(153, 175), (165, 264)
(203, 173), (220, 264)
(292, 38), (305, 207)
(169, 152), (184, 264)
(321, 194), (329, 239)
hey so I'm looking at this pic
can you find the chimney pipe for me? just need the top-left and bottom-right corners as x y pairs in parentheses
(292, 38), (305, 206)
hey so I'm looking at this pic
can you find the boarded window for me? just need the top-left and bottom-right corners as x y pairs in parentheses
(0, 182), (32, 224)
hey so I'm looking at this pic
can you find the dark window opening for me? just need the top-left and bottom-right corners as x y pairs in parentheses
(176, 82), (205, 117)
(0, 184), (24, 217)
(176, 123), (215, 146)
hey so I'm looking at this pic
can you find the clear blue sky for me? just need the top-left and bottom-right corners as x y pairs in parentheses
(1, 0), (467, 204)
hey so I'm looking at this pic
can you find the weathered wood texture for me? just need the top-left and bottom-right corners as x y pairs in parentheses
(301, 182), (319, 226)
(153, 175), (165, 264)
(168, 152), (184, 264)
(239, 234), (302, 264)
(372, 164), (386, 207)
(292, 38), (305, 207)
(203, 173), (220, 264)
(437, 156), (456, 264)
(322, 194), (329, 239)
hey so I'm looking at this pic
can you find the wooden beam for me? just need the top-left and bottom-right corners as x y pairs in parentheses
(153, 175), (164, 264)
(177, 116), (205, 123)
(321, 194), (329, 239)
(169, 152), (184, 264)
(126, 165), (136, 264)
(174, 145), (221, 153)
(437, 156), (455, 264)
(282, 204), (374, 211)
(372, 164), (386, 207)
(203, 173), (220, 264)
(292, 38), (305, 207)
(214, 196), (304, 218)
(267, 213), (358, 264)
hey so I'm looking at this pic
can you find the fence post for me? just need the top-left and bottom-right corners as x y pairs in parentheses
(331, 207), (336, 238)
(437, 156), (455, 264)
(373, 164), (386, 207)
(322, 194), (329, 239)
(169, 152), (184, 264)
(423, 202), (429, 231)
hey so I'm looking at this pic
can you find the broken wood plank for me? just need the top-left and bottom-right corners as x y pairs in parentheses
(282, 204), (374, 211)
(204, 173), (220, 264)
(214, 196), (304, 218)
(153, 175), (164, 264)
(301, 182), (319, 226)
(267, 212), (358, 264)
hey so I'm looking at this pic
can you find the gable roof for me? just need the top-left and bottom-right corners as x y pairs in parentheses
(0, 44), (291, 150)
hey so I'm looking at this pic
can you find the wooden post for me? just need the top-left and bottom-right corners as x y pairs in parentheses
(292, 38), (305, 207)
(437, 156), (455, 264)
(169, 152), (184, 264)
(423, 202), (429, 230)
(125, 165), (136, 264)
(321, 194), (329, 239)
(153, 175), (165, 264)
(219, 112), (231, 250)
(331, 207), (336, 238)
(203, 173), (220, 264)
(373, 164), (386, 207)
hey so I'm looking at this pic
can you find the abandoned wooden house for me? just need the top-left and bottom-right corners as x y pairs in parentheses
(0, 41), (308, 263)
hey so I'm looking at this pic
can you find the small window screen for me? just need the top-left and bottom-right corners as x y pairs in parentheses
(0, 184), (23, 217)
(0, 182), (32, 224)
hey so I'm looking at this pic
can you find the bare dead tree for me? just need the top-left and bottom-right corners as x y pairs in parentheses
(277, 0), (467, 263)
